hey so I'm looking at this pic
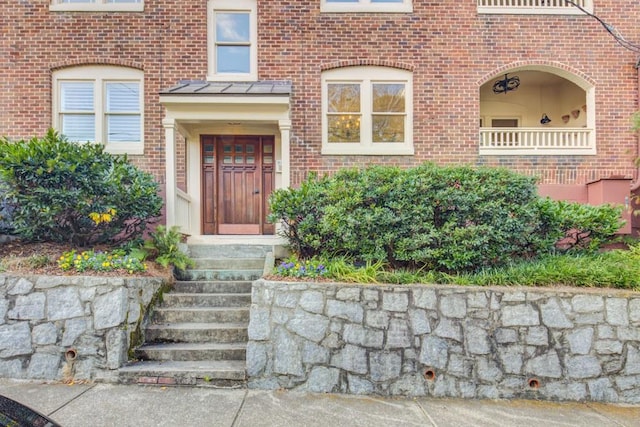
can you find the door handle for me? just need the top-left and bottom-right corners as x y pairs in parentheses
(253, 189), (260, 194)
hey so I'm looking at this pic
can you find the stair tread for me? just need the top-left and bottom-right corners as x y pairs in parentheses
(138, 342), (247, 351)
(166, 292), (251, 297)
(155, 307), (249, 312)
(120, 360), (245, 373)
(174, 280), (252, 284)
(147, 322), (248, 330)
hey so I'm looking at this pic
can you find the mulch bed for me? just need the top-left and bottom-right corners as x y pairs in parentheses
(0, 239), (171, 278)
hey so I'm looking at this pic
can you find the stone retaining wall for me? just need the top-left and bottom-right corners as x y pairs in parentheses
(0, 274), (168, 382)
(247, 279), (640, 403)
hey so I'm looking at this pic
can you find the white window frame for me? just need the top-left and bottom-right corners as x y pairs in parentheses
(207, 0), (257, 81)
(322, 66), (413, 156)
(52, 65), (144, 155)
(321, 0), (412, 13)
(50, 0), (144, 12)
(477, 0), (593, 15)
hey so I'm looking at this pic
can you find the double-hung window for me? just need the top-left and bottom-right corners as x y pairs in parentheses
(53, 66), (144, 155)
(321, 0), (412, 13)
(322, 66), (413, 155)
(208, 0), (257, 81)
(50, 0), (144, 12)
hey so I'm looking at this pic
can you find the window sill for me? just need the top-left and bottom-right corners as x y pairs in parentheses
(104, 144), (144, 156)
(50, 4), (144, 12)
(322, 143), (414, 156)
(321, 4), (413, 13)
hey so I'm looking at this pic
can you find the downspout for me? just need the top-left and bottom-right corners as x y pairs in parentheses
(631, 58), (640, 191)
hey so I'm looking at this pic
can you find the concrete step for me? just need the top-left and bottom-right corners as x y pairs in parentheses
(145, 322), (248, 343)
(118, 360), (246, 387)
(173, 280), (252, 294)
(135, 342), (246, 362)
(192, 258), (265, 270)
(188, 244), (272, 259)
(161, 293), (251, 308)
(153, 307), (249, 323)
(175, 269), (263, 282)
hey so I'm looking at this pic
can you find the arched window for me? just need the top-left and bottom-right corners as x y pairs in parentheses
(322, 66), (413, 155)
(52, 65), (144, 155)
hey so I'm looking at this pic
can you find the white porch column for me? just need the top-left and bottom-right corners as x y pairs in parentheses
(163, 118), (177, 227)
(279, 119), (292, 188)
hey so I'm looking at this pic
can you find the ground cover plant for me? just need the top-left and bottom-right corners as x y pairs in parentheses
(269, 164), (633, 289)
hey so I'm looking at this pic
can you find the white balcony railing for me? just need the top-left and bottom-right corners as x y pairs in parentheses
(479, 127), (595, 155)
(175, 188), (192, 235)
(477, 0), (593, 15)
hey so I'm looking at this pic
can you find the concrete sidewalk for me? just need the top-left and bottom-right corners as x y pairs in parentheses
(0, 380), (638, 427)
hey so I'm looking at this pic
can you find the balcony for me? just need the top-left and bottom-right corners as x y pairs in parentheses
(479, 127), (595, 155)
(477, 0), (593, 15)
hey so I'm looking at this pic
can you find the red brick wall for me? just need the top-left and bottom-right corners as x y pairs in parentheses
(2, 1), (639, 189)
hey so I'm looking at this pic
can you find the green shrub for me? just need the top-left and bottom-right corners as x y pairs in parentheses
(0, 130), (162, 246)
(269, 164), (625, 273)
(536, 198), (624, 251)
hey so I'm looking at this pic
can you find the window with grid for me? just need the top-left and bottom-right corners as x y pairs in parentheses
(322, 67), (413, 155)
(54, 66), (143, 155)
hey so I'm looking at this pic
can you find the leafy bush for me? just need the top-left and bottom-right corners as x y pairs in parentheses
(0, 180), (14, 235)
(133, 225), (195, 271)
(0, 130), (162, 246)
(536, 198), (624, 251)
(269, 164), (625, 273)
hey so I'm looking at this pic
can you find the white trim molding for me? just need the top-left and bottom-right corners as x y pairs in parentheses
(50, 0), (144, 12)
(321, 0), (412, 13)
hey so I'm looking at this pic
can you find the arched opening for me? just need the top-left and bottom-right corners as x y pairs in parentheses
(479, 68), (595, 155)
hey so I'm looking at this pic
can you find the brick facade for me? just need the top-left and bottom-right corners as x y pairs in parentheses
(2, 1), (639, 192)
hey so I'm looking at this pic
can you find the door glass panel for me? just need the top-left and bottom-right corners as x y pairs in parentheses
(235, 156), (244, 164)
(235, 144), (243, 153)
(204, 144), (214, 152)
(223, 144), (232, 153)
(204, 156), (214, 164)
(223, 155), (232, 164)
(246, 156), (255, 164)
(246, 145), (255, 154)
(264, 155), (273, 164)
(263, 145), (273, 154)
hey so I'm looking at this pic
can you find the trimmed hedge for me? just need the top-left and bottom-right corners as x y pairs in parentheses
(269, 164), (623, 273)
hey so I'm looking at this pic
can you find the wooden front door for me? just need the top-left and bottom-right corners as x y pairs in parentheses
(201, 135), (275, 235)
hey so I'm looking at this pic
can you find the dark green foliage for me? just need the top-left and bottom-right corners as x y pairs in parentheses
(269, 164), (624, 273)
(535, 198), (624, 251)
(0, 129), (162, 246)
(0, 181), (14, 235)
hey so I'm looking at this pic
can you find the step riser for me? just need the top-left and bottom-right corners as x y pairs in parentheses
(175, 270), (262, 282)
(173, 281), (252, 294)
(118, 372), (246, 386)
(135, 348), (246, 362)
(193, 258), (265, 270)
(188, 245), (272, 259)
(162, 294), (251, 308)
(153, 309), (249, 323)
(146, 328), (248, 343)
